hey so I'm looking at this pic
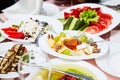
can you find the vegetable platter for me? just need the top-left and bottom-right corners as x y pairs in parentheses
(54, 3), (120, 36)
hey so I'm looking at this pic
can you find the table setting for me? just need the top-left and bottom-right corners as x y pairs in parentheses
(0, 0), (120, 80)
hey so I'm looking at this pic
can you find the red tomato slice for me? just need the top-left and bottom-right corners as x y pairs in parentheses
(98, 13), (112, 27)
(76, 8), (81, 12)
(64, 12), (72, 19)
(1, 27), (18, 32)
(90, 22), (105, 31)
(4, 30), (17, 34)
(86, 25), (100, 34)
(92, 7), (101, 12)
(81, 6), (91, 11)
(99, 13), (113, 20)
(99, 17), (111, 28)
(8, 32), (24, 39)
(71, 8), (80, 18)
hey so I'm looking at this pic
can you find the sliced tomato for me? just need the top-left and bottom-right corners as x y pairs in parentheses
(64, 12), (72, 19)
(8, 32), (24, 39)
(99, 17), (111, 29)
(76, 8), (81, 12)
(90, 22), (105, 31)
(81, 6), (91, 11)
(86, 25), (100, 34)
(1, 27), (18, 32)
(4, 30), (17, 34)
(99, 13), (113, 20)
(98, 13), (112, 26)
(70, 8), (81, 18)
(92, 7), (101, 12)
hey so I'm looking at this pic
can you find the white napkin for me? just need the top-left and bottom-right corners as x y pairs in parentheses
(2, 0), (44, 19)
(102, 0), (120, 6)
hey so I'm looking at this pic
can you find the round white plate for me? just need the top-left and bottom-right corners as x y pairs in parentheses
(49, 58), (107, 80)
(0, 42), (46, 78)
(0, 15), (63, 42)
(38, 30), (109, 60)
(26, 58), (107, 80)
(53, 3), (120, 36)
(95, 42), (120, 77)
(43, 2), (60, 16)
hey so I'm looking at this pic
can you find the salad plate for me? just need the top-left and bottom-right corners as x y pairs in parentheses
(28, 58), (107, 80)
(38, 30), (109, 60)
(0, 15), (63, 42)
(95, 42), (120, 77)
(0, 42), (46, 78)
(53, 3), (120, 36)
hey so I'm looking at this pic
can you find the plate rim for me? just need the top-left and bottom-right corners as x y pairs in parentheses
(48, 58), (107, 80)
(95, 42), (120, 78)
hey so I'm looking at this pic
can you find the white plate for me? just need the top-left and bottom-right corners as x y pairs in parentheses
(49, 58), (107, 80)
(38, 30), (109, 60)
(95, 42), (120, 77)
(43, 2), (60, 16)
(26, 58), (107, 80)
(0, 15), (63, 42)
(53, 3), (120, 36)
(0, 42), (46, 78)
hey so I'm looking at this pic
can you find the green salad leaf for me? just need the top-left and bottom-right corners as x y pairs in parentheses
(79, 9), (100, 24)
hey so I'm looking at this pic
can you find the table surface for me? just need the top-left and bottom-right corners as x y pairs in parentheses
(0, 0), (120, 80)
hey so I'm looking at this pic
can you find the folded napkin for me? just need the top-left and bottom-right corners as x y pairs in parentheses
(2, 0), (44, 19)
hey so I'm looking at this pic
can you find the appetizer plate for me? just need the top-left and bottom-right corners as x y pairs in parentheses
(49, 58), (107, 80)
(26, 58), (107, 80)
(0, 42), (46, 78)
(38, 30), (109, 60)
(53, 3), (120, 36)
(0, 15), (63, 42)
(95, 42), (120, 77)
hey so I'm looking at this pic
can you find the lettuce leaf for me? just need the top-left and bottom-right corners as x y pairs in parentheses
(79, 9), (100, 24)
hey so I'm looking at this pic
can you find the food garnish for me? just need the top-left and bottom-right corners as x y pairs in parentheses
(47, 32), (100, 56)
